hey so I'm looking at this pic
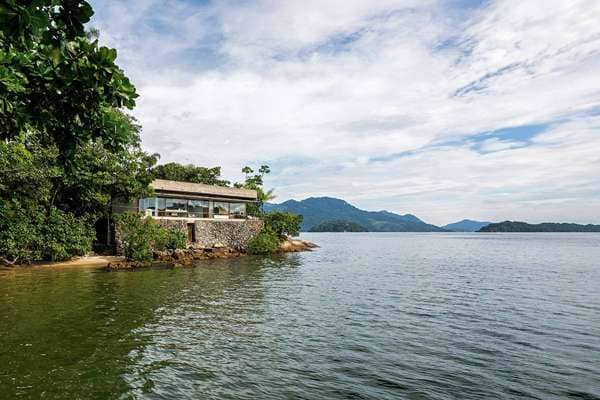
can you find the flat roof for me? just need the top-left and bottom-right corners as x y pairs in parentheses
(151, 179), (257, 201)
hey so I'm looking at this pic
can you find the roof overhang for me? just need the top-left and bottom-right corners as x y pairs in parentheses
(151, 179), (257, 202)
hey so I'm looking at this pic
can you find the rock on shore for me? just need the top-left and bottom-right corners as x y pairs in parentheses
(105, 247), (242, 270)
(278, 239), (319, 252)
(106, 239), (319, 270)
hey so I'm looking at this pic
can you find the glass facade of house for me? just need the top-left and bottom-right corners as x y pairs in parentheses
(139, 197), (246, 219)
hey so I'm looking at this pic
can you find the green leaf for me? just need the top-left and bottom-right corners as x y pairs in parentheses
(49, 46), (61, 66)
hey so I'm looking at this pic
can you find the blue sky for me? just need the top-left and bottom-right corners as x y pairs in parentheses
(90, 0), (600, 224)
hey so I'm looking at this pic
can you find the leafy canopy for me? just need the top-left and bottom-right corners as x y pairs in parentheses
(152, 163), (230, 186)
(236, 165), (276, 216)
(0, 0), (138, 158)
(0, 1), (157, 264)
(263, 211), (303, 239)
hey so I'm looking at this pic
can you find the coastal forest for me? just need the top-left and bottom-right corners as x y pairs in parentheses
(0, 1), (280, 264)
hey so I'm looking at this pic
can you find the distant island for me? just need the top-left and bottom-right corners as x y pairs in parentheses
(309, 220), (368, 232)
(442, 219), (491, 232)
(265, 197), (445, 232)
(479, 221), (600, 232)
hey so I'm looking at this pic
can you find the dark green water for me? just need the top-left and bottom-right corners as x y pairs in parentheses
(1, 233), (599, 399)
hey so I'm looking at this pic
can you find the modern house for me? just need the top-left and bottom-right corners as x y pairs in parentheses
(138, 179), (257, 220)
(113, 179), (263, 249)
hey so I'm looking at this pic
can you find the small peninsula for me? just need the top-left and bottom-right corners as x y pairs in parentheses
(479, 221), (600, 232)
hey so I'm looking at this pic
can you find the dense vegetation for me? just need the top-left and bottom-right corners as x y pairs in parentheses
(114, 213), (187, 262)
(246, 211), (303, 255)
(479, 221), (600, 232)
(309, 220), (368, 232)
(265, 197), (444, 232)
(0, 1), (300, 264)
(0, 1), (156, 264)
(246, 231), (280, 255)
(152, 163), (230, 187)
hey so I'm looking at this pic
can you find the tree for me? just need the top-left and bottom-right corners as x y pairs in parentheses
(263, 212), (303, 238)
(0, 2), (158, 264)
(237, 165), (275, 215)
(0, 0), (138, 158)
(152, 163), (230, 186)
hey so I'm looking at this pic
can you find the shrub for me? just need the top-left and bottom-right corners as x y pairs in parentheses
(246, 230), (279, 255)
(114, 213), (157, 262)
(263, 211), (303, 239)
(0, 202), (95, 264)
(154, 226), (188, 251)
(0, 201), (44, 264)
(114, 212), (187, 261)
(41, 209), (95, 261)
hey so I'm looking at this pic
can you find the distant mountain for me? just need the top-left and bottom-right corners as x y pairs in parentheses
(479, 221), (600, 232)
(264, 197), (445, 232)
(309, 220), (368, 232)
(443, 219), (491, 232)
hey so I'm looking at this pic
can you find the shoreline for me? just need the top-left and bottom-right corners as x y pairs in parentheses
(1, 239), (319, 271)
(106, 239), (319, 270)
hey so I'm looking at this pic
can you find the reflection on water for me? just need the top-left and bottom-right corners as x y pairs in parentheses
(1, 233), (600, 399)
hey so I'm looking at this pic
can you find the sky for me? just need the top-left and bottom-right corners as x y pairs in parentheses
(89, 0), (600, 225)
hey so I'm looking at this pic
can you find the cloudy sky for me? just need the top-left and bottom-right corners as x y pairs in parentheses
(90, 0), (600, 225)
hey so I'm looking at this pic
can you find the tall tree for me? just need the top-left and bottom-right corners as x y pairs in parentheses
(237, 165), (275, 215)
(0, 1), (157, 263)
(0, 0), (137, 158)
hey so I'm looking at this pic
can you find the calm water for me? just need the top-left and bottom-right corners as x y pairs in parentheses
(1, 233), (599, 399)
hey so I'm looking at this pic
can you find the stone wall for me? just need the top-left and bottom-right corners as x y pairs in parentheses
(155, 218), (263, 250)
(193, 219), (263, 249)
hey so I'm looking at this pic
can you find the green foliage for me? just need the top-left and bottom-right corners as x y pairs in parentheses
(0, 127), (157, 263)
(0, 0), (138, 158)
(246, 211), (303, 255)
(0, 203), (94, 264)
(152, 163), (230, 186)
(0, 201), (44, 264)
(0, 2), (159, 264)
(114, 213), (157, 262)
(236, 165), (275, 216)
(154, 226), (188, 252)
(263, 211), (303, 238)
(41, 208), (95, 261)
(246, 230), (279, 255)
(58, 115), (158, 219)
(114, 212), (187, 262)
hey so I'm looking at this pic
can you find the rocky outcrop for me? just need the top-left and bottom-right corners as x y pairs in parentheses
(106, 235), (318, 270)
(278, 238), (319, 252)
(105, 247), (243, 270)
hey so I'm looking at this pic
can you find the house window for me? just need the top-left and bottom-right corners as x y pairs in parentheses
(213, 202), (229, 217)
(139, 197), (161, 216)
(188, 200), (209, 218)
(229, 203), (246, 219)
(165, 198), (188, 217)
(156, 198), (166, 216)
(139, 197), (250, 219)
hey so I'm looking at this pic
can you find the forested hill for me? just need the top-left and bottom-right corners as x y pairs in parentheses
(309, 220), (368, 232)
(264, 197), (445, 232)
(479, 221), (600, 232)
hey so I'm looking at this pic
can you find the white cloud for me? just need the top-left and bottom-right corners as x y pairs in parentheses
(90, 0), (600, 225)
